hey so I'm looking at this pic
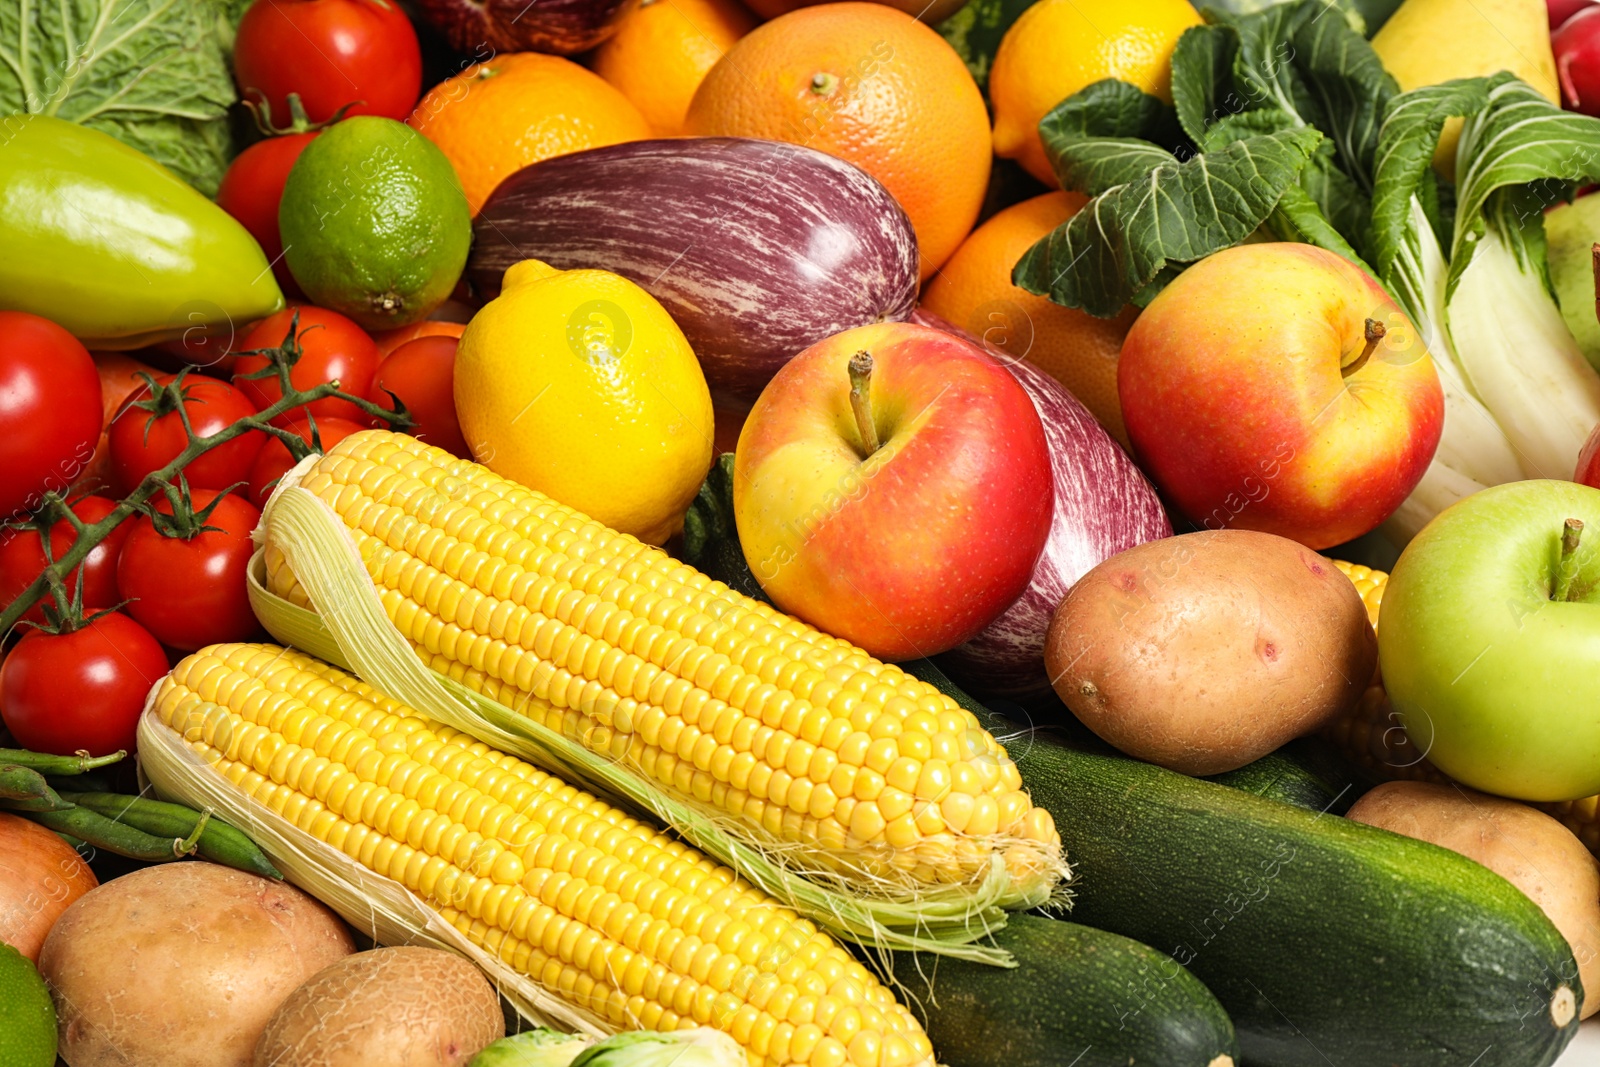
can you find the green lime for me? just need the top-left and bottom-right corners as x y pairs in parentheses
(0, 942), (57, 1067)
(280, 116), (471, 331)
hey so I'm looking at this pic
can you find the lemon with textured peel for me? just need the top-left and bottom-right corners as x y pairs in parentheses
(989, 0), (1202, 186)
(454, 260), (714, 544)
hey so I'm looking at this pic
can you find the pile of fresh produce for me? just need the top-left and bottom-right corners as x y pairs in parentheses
(8, 0), (1600, 1064)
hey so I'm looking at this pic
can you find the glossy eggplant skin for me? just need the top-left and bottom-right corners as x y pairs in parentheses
(413, 0), (636, 54)
(915, 310), (1172, 696)
(469, 138), (921, 400)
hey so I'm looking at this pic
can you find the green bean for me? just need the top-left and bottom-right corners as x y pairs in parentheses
(0, 748), (125, 775)
(0, 763), (51, 802)
(60, 792), (281, 879)
(0, 777), (73, 812)
(29, 806), (205, 862)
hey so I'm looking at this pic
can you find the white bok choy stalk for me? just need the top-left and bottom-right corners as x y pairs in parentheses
(1370, 75), (1600, 545)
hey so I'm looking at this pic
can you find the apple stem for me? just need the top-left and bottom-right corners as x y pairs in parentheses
(848, 350), (880, 458)
(1591, 244), (1600, 328)
(1342, 318), (1386, 377)
(1555, 517), (1585, 602)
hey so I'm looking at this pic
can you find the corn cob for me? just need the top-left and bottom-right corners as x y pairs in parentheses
(252, 428), (1062, 953)
(1327, 559), (1600, 852)
(147, 643), (937, 1067)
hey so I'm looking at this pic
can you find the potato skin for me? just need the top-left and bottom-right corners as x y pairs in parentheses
(39, 862), (355, 1067)
(1348, 781), (1600, 1018)
(1044, 529), (1376, 774)
(253, 946), (505, 1067)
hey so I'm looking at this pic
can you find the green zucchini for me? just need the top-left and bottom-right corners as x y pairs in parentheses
(1205, 737), (1366, 815)
(902, 660), (1582, 1067)
(892, 914), (1239, 1067)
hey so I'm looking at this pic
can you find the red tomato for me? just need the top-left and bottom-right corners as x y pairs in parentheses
(0, 312), (103, 521)
(370, 336), (472, 457)
(0, 613), (168, 756)
(216, 132), (319, 296)
(247, 417), (368, 508)
(233, 307), (381, 426)
(107, 374), (266, 495)
(233, 0), (422, 124)
(0, 497), (131, 624)
(116, 490), (263, 652)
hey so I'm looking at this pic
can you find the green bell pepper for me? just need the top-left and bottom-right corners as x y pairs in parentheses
(0, 114), (284, 348)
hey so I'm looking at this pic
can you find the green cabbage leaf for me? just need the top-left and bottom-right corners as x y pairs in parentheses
(0, 0), (237, 195)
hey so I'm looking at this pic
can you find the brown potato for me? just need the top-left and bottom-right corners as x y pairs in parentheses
(39, 862), (355, 1067)
(1044, 529), (1376, 774)
(253, 946), (504, 1067)
(1348, 781), (1600, 1018)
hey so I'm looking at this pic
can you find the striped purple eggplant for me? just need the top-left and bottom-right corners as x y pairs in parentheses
(913, 310), (1173, 696)
(469, 138), (920, 399)
(413, 0), (635, 54)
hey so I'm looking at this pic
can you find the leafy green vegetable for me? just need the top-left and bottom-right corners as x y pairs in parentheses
(470, 1030), (747, 1067)
(1017, 0), (1403, 313)
(470, 1029), (593, 1067)
(1449, 75), (1600, 296)
(1171, 24), (1239, 144)
(1366, 78), (1488, 298)
(570, 1030), (745, 1067)
(1012, 126), (1322, 315)
(1037, 79), (1188, 196)
(0, 0), (237, 195)
(935, 0), (1035, 93)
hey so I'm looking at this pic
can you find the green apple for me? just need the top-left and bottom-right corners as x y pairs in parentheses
(1381, 479), (1600, 801)
(1544, 194), (1600, 374)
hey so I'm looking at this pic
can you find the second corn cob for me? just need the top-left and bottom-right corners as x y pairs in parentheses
(146, 642), (937, 1067)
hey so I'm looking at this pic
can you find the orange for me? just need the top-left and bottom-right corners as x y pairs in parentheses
(372, 319), (466, 357)
(921, 192), (1139, 447)
(990, 0), (1202, 186)
(408, 54), (651, 215)
(685, 3), (990, 280)
(741, 0), (968, 22)
(592, 0), (757, 137)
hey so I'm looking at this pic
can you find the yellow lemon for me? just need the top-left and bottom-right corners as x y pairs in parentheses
(454, 260), (714, 544)
(990, 0), (1202, 186)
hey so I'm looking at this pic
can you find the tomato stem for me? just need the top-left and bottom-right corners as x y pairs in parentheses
(0, 316), (409, 638)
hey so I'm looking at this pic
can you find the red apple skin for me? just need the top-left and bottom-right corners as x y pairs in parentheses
(1575, 424), (1600, 485)
(733, 321), (1053, 660)
(1118, 243), (1445, 550)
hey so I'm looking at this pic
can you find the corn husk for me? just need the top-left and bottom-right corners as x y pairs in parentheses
(136, 704), (613, 1037)
(248, 449), (1069, 964)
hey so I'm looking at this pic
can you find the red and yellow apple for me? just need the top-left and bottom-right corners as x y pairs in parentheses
(1118, 243), (1445, 549)
(733, 321), (1053, 660)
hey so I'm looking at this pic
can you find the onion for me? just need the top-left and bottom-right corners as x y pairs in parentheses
(911, 309), (1172, 695)
(0, 810), (97, 962)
